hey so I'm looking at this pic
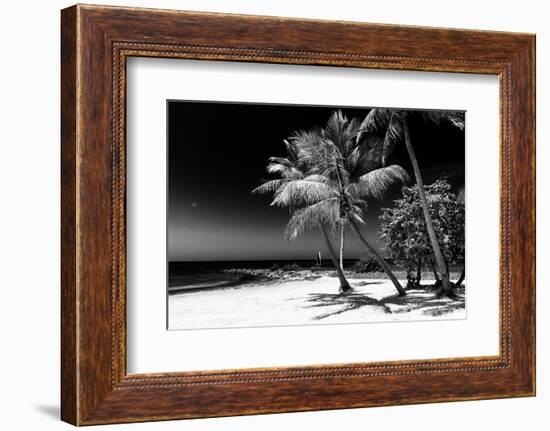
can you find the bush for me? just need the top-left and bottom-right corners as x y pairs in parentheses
(354, 254), (383, 273)
(281, 263), (301, 271)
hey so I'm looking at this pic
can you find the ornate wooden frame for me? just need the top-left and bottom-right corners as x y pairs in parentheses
(61, 4), (536, 426)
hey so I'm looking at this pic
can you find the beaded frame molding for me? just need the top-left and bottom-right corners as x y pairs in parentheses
(61, 4), (535, 426)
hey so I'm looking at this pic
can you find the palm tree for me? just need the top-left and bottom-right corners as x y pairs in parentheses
(358, 108), (464, 297)
(252, 135), (352, 293)
(315, 111), (409, 295)
(255, 111), (409, 296)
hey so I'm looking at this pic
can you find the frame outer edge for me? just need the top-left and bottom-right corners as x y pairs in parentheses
(61, 4), (536, 425)
(531, 34), (536, 396)
(527, 34), (536, 396)
(520, 35), (537, 396)
(61, 4), (79, 426)
(500, 35), (536, 397)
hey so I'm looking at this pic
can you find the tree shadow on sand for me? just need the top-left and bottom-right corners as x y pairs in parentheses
(302, 284), (465, 321)
(304, 292), (393, 320)
(301, 281), (392, 320)
(382, 288), (465, 316)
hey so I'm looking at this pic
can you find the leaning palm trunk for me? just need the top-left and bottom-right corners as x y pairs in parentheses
(429, 259), (440, 283)
(456, 267), (465, 286)
(348, 220), (406, 296)
(339, 221), (345, 271)
(402, 113), (455, 298)
(320, 225), (352, 293)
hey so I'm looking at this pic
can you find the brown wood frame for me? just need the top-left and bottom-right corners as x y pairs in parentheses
(61, 4), (536, 426)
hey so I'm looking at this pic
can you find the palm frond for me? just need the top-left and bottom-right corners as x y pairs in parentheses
(448, 112), (466, 131)
(324, 110), (347, 153)
(421, 110), (465, 131)
(283, 139), (300, 163)
(350, 197), (368, 211)
(345, 146), (362, 172)
(346, 140), (385, 177)
(347, 164), (409, 200)
(284, 199), (339, 240)
(271, 179), (337, 207)
(289, 129), (327, 169)
(251, 179), (286, 195)
(303, 174), (331, 184)
(266, 162), (289, 175)
(358, 108), (390, 140)
(289, 129), (322, 152)
(266, 163), (303, 179)
(381, 112), (403, 164)
(357, 108), (403, 165)
(350, 209), (366, 226)
(322, 110), (360, 157)
(268, 156), (293, 167)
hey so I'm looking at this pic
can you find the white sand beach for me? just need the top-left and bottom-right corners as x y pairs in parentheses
(168, 276), (466, 330)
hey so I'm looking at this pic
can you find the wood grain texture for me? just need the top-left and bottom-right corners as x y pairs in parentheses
(60, 5), (78, 425)
(60, 4), (536, 426)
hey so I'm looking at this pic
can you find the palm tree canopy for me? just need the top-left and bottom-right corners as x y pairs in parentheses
(252, 110), (409, 240)
(357, 108), (465, 167)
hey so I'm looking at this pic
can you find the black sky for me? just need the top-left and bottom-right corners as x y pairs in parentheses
(168, 101), (465, 262)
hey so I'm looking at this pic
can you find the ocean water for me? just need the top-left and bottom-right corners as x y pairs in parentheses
(168, 260), (355, 294)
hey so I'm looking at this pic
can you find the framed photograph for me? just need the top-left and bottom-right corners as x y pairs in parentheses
(61, 4), (535, 425)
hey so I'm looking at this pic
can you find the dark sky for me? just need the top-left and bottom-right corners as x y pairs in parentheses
(168, 101), (465, 262)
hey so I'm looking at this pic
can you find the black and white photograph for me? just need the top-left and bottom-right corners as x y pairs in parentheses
(167, 101), (466, 330)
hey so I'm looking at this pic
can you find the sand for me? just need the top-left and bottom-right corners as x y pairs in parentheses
(168, 276), (466, 330)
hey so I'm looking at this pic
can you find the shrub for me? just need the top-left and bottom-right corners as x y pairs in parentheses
(379, 179), (465, 266)
(281, 263), (301, 271)
(354, 254), (383, 273)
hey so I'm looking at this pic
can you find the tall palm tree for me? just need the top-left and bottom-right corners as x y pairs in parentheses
(254, 111), (409, 296)
(316, 111), (409, 295)
(252, 135), (352, 293)
(358, 108), (464, 297)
